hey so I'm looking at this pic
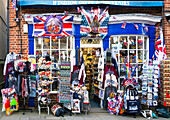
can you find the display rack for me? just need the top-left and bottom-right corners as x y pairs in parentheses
(58, 61), (71, 103)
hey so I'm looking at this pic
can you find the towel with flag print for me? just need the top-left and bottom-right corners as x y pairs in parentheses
(154, 27), (167, 61)
(80, 6), (109, 39)
(32, 15), (74, 39)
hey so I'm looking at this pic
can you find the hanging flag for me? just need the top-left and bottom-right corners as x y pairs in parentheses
(113, 16), (116, 19)
(32, 15), (74, 39)
(121, 22), (126, 29)
(154, 27), (167, 61)
(134, 24), (138, 30)
(12, 0), (16, 10)
(64, 11), (69, 14)
(80, 6), (109, 39)
(77, 7), (81, 13)
(144, 26), (148, 32)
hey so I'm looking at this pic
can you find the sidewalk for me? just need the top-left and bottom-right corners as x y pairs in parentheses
(0, 109), (169, 120)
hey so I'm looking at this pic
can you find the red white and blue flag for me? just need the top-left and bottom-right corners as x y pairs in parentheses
(134, 24), (138, 30)
(80, 6), (109, 39)
(12, 0), (16, 10)
(32, 15), (74, 39)
(121, 22), (126, 29)
(154, 27), (167, 61)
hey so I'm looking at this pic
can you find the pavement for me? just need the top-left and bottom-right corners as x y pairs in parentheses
(0, 108), (169, 120)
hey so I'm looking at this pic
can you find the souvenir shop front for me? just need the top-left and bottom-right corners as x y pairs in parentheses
(3, 0), (169, 118)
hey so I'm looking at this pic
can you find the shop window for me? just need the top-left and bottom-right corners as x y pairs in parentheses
(110, 35), (149, 91)
(35, 36), (74, 92)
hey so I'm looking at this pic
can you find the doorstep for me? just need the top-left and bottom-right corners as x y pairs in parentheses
(90, 108), (108, 113)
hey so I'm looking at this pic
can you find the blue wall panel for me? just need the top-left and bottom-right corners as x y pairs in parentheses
(28, 24), (34, 55)
(73, 24), (81, 49)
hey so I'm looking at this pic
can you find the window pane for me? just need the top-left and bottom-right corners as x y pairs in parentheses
(43, 38), (50, 49)
(120, 36), (128, 49)
(120, 78), (124, 90)
(36, 50), (42, 63)
(60, 38), (67, 49)
(144, 37), (148, 50)
(120, 64), (126, 77)
(120, 50), (128, 63)
(129, 50), (136, 63)
(52, 50), (59, 63)
(52, 78), (58, 91)
(52, 39), (59, 49)
(43, 50), (50, 58)
(60, 50), (67, 61)
(144, 50), (149, 60)
(129, 36), (136, 49)
(137, 36), (143, 49)
(35, 37), (42, 49)
(138, 50), (143, 63)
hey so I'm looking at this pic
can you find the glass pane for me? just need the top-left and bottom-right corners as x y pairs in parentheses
(120, 50), (128, 63)
(52, 78), (58, 91)
(120, 78), (124, 90)
(144, 37), (148, 50)
(137, 36), (143, 49)
(43, 38), (50, 49)
(129, 36), (136, 49)
(68, 50), (71, 61)
(36, 50), (42, 63)
(60, 50), (67, 61)
(110, 36), (119, 49)
(60, 38), (67, 49)
(120, 64), (126, 77)
(119, 36), (128, 49)
(129, 50), (136, 63)
(35, 37), (42, 49)
(138, 64), (143, 76)
(131, 64), (137, 77)
(52, 50), (59, 63)
(43, 50), (50, 58)
(144, 50), (149, 60)
(52, 69), (59, 77)
(138, 50), (143, 63)
(52, 39), (59, 49)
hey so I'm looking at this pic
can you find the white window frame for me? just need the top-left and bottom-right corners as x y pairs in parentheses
(34, 36), (75, 92)
(109, 35), (149, 92)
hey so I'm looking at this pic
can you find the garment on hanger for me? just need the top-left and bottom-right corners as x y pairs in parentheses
(8, 73), (18, 95)
(3, 52), (17, 83)
(21, 77), (28, 98)
(102, 65), (118, 88)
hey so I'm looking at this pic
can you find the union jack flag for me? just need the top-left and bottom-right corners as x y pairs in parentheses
(134, 24), (138, 30)
(12, 0), (16, 10)
(32, 15), (74, 39)
(80, 6), (109, 39)
(154, 27), (167, 61)
(144, 26), (148, 32)
(121, 22), (126, 29)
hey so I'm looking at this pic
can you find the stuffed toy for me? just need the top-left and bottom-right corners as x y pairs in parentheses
(5, 98), (11, 116)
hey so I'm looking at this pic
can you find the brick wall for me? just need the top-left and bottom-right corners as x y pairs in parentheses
(164, 0), (170, 57)
(9, 1), (29, 56)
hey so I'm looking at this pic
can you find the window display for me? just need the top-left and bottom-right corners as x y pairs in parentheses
(35, 36), (74, 91)
(110, 35), (149, 90)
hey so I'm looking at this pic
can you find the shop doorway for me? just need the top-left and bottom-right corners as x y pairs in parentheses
(81, 47), (101, 108)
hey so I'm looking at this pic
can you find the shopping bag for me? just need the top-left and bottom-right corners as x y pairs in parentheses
(126, 99), (140, 113)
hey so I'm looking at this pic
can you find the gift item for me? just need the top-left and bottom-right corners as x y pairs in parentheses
(141, 60), (159, 107)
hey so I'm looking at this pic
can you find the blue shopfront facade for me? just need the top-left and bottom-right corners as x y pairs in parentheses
(21, 1), (163, 59)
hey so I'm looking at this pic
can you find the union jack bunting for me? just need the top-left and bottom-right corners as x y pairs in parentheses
(134, 24), (138, 30)
(32, 15), (74, 39)
(80, 6), (109, 39)
(154, 27), (167, 61)
(144, 26), (148, 32)
(121, 22), (126, 29)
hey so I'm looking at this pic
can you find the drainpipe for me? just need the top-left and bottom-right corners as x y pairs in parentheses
(7, 0), (9, 54)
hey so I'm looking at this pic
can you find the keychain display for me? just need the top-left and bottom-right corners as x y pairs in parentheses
(58, 61), (71, 103)
(141, 60), (159, 107)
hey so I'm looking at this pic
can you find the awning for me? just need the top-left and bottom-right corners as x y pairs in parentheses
(18, 1), (164, 7)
